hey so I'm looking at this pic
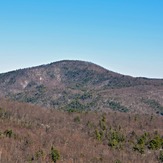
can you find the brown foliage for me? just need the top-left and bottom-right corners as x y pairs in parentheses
(0, 98), (163, 162)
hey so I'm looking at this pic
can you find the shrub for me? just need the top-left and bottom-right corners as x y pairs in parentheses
(133, 133), (148, 154)
(99, 115), (107, 130)
(108, 130), (125, 149)
(95, 129), (102, 141)
(148, 135), (163, 150)
(133, 144), (145, 154)
(158, 151), (163, 162)
(4, 129), (13, 138)
(74, 116), (80, 123)
(51, 147), (60, 163)
(115, 159), (121, 163)
(35, 149), (44, 160)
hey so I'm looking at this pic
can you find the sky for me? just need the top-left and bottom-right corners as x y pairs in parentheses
(0, 0), (163, 78)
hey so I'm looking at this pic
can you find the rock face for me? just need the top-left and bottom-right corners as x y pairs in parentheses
(0, 60), (163, 114)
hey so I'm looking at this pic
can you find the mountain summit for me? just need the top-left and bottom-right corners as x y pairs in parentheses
(0, 60), (163, 114)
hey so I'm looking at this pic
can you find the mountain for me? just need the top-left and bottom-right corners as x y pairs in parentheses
(0, 60), (163, 114)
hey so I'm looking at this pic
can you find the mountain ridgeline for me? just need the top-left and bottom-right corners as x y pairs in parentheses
(0, 60), (163, 114)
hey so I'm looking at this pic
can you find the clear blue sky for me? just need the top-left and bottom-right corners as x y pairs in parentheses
(0, 0), (163, 78)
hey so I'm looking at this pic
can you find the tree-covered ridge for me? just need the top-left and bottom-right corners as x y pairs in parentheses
(0, 60), (163, 115)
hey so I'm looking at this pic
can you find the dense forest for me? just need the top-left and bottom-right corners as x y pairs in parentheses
(0, 98), (163, 163)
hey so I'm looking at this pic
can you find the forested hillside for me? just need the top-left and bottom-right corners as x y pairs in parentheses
(0, 60), (163, 115)
(0, 99), (163, 163)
